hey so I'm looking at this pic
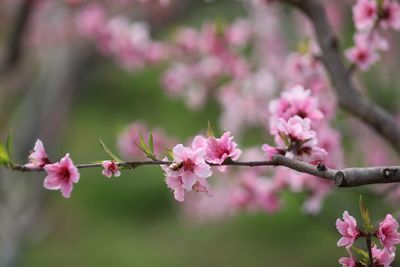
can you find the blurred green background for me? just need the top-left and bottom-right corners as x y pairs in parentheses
(19, 64), (394, 267)
(0, 0), (395, 266)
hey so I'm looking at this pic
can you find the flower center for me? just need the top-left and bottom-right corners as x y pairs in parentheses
(59, 167), (70, 181)
(183, 159), (195, 172)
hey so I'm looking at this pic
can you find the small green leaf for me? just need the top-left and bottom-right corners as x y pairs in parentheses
(207, 121), (215, 137)
(99, 139), (122, 162)
(359, 195), (374, 232)
(6, 129), (14, 163)
(149, 133), (154, 155)
(0, 142), (10, 167)
(352, 246), (369, 260)
(166, 148), (174, 160)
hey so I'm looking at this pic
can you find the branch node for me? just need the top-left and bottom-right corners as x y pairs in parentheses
(381, 168), (398, 180)
(335, 171), (345, 187)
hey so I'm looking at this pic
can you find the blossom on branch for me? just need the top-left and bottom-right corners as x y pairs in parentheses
(377, 214), (400, 251)
(102, 160), (121, 178)
(162, 141), (212, 202)
(336, 211), (360, 248)
(43, 154), (80, 198)
(25, 139), (51, 168)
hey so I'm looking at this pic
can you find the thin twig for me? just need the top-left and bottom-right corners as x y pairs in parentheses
(6, 155), (400, 188)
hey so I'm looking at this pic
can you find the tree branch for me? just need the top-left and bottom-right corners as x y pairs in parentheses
(5, 155), (400, 188)
(0, 0), (35, 75)
(283, 0), (400, 154)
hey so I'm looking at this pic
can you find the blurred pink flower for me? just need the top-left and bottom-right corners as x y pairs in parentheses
(25, 139), (51, 168)
(377, 214), (400, 250)
(345, 43), (379, 71)
(118, 122), (174, 159)
(352, 0), (377, 31)
(372, 246), (395, 267)
(336, 211), (360, 248)
(43, 154), (80, 198)
(269, 85), (324, 123)
(339, 256), (357, 267)
(75, 3), (106, 38)
(380, 0), (400, 31)
(102, 160), (121, 178)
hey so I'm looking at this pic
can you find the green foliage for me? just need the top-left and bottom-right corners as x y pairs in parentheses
(0, 129), (14, 167)
(99, 138), (122, 162)
(359, 196), (374, 233)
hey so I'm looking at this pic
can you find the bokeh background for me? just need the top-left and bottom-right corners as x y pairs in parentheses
(0, 0), (400, 266)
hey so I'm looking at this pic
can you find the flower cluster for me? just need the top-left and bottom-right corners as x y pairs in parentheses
(346, 0), (400, 71)
(336, 211), (400, 266)
(76, 3), (168, 70)
(162, 19), (251, 109)
(162, 132), (241, 201)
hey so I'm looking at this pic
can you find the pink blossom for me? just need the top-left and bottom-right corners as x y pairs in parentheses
(284, 53), (328, 93)
(377, 214), (400, 250)
(162, 142), (212, 202)
(261, 144), (281, 161)
(199, 132), (242, 171)
(230, 174), (280, 214)
(372, 246), (395, 267)
(75, 3), (106, 38)
(336, 211), (360, 248)
(43, 154), (80, 198)
(354, 32), (389, 51)
(102, 160), (121, 178)
(339, 256), (357, 267)
(345, 43), (379, 71)
(270, 116), (327, 162)
(225, 19), (251, 48)
(380, 0), (400, 31)
(269, 85), (324, 124)
(25, 139), (51, 168)
(352, 0), (378, 31)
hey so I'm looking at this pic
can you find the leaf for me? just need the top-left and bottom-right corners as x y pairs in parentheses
(149, 133), (154, 155)
(136, 132), (156, 160)
(6, 129), (14, 162)
(352, 246), (369, 260)
(0, 142), (10, 166)
(166, 148), (174, 160)
(359, 195), (373, 232)
(207, 121), (215, 137)
(99, 139), (122, 162)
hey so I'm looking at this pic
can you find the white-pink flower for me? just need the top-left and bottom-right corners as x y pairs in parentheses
(43, 153), (80, 198)
(336, 211), (360, 248)
(372, 246), (395, 267)
(352, 0), (378, 31)
(377, 214), (400, 250)
(162, 142), (212, 202)
(102, 160), (121, 178)
(270, 116), (327, 162)
(269, 85), (324, 123)
(193, 132), (241, 171)
(25, 139), (51, 168)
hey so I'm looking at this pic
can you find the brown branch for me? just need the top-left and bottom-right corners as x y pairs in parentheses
(283, 0), (400, 154)
(0, 0), (36, 75)
(6, 155), (400, 188)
